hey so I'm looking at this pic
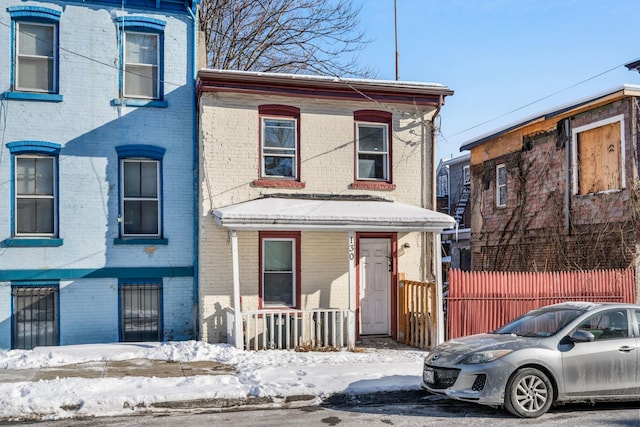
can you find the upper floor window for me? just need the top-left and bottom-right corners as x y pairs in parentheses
(258, 105), (300, 180)
(354, 110), (392, 182)
(437, 174), (448, 197)
(124, 32), (159, 99)
(496, 163), (506, 208)
(7, 141), (61, 239)
(463, 165), (471, 185)
(571, 115), (625, 195)
(116, 145), (165, 239)
(16, 155), (55, 235)
(116, 17), (165, 102)
(8, 7), (61, 99)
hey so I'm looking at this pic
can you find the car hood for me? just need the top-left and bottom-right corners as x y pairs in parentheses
(425, 333), (546, 365)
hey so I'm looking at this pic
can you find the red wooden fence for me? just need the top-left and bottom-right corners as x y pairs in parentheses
(446, 268), (636, 339)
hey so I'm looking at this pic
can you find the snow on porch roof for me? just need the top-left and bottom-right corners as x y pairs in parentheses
(212, 195), (456, 232)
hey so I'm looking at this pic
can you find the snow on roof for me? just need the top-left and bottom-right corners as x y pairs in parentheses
(212, 196), (456, 232)
(197, 69), (453, 95)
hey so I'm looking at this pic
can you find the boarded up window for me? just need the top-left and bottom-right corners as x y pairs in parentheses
(577, 122), (621, 195)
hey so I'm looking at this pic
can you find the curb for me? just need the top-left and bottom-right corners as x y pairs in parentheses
(0, 390), (451, 423)
(151, 389), (446, 412)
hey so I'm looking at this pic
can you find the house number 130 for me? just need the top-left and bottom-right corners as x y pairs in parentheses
(348, 236), (355, 261)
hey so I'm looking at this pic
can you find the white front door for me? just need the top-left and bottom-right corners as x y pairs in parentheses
(359, 238), (391, 335)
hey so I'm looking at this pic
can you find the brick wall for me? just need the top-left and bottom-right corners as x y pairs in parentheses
(198, 91), (433, 342)
(471, 99), (637, 272)
(0, 1), (196, 348)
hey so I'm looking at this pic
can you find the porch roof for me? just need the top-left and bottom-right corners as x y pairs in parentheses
(212, 195), (456, 232)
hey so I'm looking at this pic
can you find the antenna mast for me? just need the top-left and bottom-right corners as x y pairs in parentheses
(394, 0), (399, 80)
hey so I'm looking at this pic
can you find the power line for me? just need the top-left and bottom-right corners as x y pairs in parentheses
(442, 58), (640, 143)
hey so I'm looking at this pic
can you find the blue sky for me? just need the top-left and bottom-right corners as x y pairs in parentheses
(353, 0), (640, 160)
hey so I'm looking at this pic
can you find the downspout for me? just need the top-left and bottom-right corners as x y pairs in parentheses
(428, 95), (445, 344)
(632, 98), (640, 304)
(563, 118), (571, 234)
(423, 96), (443, 281)
(186, 1), (200, 339)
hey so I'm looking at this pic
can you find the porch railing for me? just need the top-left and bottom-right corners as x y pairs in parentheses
(227, 308), (355, 351)
(398, 279), (438, 350)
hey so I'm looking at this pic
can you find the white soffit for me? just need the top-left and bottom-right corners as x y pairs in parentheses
(212, 197), (456, 232)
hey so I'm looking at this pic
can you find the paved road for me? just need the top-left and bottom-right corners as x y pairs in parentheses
(6, 400), (640, 426)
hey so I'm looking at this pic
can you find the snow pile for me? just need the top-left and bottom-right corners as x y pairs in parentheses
(0, 341), (428, 421)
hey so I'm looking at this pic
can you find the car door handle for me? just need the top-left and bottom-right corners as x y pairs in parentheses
(618, 346), (635, 353)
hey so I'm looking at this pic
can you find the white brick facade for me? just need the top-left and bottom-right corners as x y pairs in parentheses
(197, 72), (453, 344)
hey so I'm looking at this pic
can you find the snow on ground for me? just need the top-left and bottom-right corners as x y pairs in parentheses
(0, 341), (428, 420)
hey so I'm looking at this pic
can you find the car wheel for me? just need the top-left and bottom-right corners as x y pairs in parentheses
(504, 367), (553, 418)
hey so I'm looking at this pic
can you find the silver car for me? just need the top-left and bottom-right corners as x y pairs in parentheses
(422, 302), (640, 418)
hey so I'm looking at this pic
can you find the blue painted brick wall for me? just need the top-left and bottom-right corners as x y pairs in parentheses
(0, 0), (197, 348)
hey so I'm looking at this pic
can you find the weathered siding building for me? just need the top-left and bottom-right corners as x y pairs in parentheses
(460, 85), (640, 274)
(436, 154), (471, 274)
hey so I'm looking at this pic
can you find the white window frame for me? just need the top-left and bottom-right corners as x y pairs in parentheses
(437, 174), (448, 197)
(123, 31), (160, 99)
(571, 114), (626, 195)
(261, 237), (296, 308)
(260, 117), (298, 179)
(121, 158), (161, 237)
(356, 122), (389, 181)
(14, 154), (57, 237)
(463, 165), (471, 185)
(15, 21), (57, 93)
(496, 163), (507, 208)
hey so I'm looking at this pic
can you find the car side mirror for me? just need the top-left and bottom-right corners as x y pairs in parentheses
(569, 330), (595, 343)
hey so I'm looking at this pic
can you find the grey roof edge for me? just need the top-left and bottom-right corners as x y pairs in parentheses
(459, 84), (640, 152)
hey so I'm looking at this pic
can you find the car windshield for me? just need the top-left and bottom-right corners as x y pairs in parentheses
(493, 306), (586, 337)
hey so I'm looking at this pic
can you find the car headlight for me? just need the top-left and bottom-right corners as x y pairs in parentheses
(460, 349), (512, 364)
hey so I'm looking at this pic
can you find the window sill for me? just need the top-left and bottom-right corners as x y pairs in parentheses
(2, 238), (63, 247)
(350, 181), (396, 191)
(3, 92), (63, 102)
(114, 238), (169, 245)
(252, 179), (306, 189)
(111, 99), (168, 108)
(258, 307), (300, 313)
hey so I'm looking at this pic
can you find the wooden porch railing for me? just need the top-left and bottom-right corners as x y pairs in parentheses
(229, 309), (354, 351)
(398, 280), (438, 350)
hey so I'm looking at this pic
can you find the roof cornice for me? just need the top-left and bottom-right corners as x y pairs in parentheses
(197, 69), (453, 107)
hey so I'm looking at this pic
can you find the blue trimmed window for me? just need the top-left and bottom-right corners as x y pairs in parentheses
(113, 16), (166, 108)
(5, 141), (62, 247)
(12, 281), (59, 350)
(119, 279), (162, 342)
(6, 6), (62, 102)
(115, 145), (166, 244)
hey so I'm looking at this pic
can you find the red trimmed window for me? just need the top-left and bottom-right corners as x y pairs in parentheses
(354, 110), (393, 185)
(258, 105), (301, 181)
(259, 231), (301, 308)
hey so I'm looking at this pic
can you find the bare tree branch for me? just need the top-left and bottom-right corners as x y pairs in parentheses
(200, 0), (374, 78)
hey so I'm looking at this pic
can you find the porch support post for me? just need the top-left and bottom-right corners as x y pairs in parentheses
(347, 230), (356, 348)
(230, 229), (244, 350)
(434, 232), (445, 345)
